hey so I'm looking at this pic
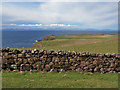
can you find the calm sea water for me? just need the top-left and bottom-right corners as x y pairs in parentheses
(2, 30), (118, 48)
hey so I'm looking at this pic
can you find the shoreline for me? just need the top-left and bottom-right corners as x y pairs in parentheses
(3, 34), (118, 54)
(3, 30), (118, 48)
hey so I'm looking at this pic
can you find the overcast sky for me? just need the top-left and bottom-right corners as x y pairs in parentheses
(2, 1), (118, 30)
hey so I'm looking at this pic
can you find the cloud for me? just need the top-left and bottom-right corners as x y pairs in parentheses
(3, 0), (120, 2)
(9, 23), (76, 27)
(17, 24), (42, 26)
(2, 2), (118, 30)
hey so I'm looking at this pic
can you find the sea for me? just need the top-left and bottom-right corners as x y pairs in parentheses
(2, 30), (118, 48)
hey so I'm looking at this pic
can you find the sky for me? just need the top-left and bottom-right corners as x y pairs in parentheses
(1, 1), (118, 30)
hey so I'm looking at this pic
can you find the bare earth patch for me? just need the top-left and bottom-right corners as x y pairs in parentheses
(64, 35), (79, 38)
(91, 35), (113, 38)
(61, 39), (101, 47)
(53, 39), (68, 41)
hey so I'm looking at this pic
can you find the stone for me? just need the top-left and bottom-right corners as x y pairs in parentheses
(49, 62), (54, 66)
(50, 69), (54, 72)
(94, 67), (99, 72)
(1, 48), (120, 74)
(10, 64), (17, 70)
(25, 64), (31, 71)
(16, 58), (23, 65)
(76, 68), (81, 72)
(26, 54), (31, 58)
(23, 59), (28, 64)
(20, 64), (26, 71)
(31, 50), (35, 54)
(45, 64), (50, 71)
(18, 54), (23, 58)
(84, 67), (88, 70)
(115, 67), (120, 72)
(110, 63), (114, 68)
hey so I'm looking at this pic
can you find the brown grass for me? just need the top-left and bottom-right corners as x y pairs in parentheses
(53, 39), (68, 41)
(90, 35), (113, 38)
(60, 39), (102, 47)
(64, 35), (79, 38)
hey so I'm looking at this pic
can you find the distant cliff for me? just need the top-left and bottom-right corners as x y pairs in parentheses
(32, 35), (56, 48)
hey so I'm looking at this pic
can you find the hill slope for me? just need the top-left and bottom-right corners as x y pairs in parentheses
(32, 34), (118, 53)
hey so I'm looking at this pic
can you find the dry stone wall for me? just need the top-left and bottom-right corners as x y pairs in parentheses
(1, 48), (120, 73)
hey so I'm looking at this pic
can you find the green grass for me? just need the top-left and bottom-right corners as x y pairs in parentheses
(47, 38), (117, 53)
(2, 71), (118, 88)
(40, 39), (74, 47)
(32, 34), (118, 53)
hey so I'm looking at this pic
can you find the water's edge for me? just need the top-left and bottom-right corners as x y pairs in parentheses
(2, 30), (118, 48)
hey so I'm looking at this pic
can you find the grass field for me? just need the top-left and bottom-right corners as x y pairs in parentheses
(2, 34), (119, 88)
(32, 34), (118, 53)
(2, 71), (118, 88)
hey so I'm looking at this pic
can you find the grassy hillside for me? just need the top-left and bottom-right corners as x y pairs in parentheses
(32, 34), (118, 53)
(2, 71), (118, 88)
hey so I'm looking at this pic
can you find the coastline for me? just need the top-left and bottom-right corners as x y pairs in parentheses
(2, 30), (118, 48)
